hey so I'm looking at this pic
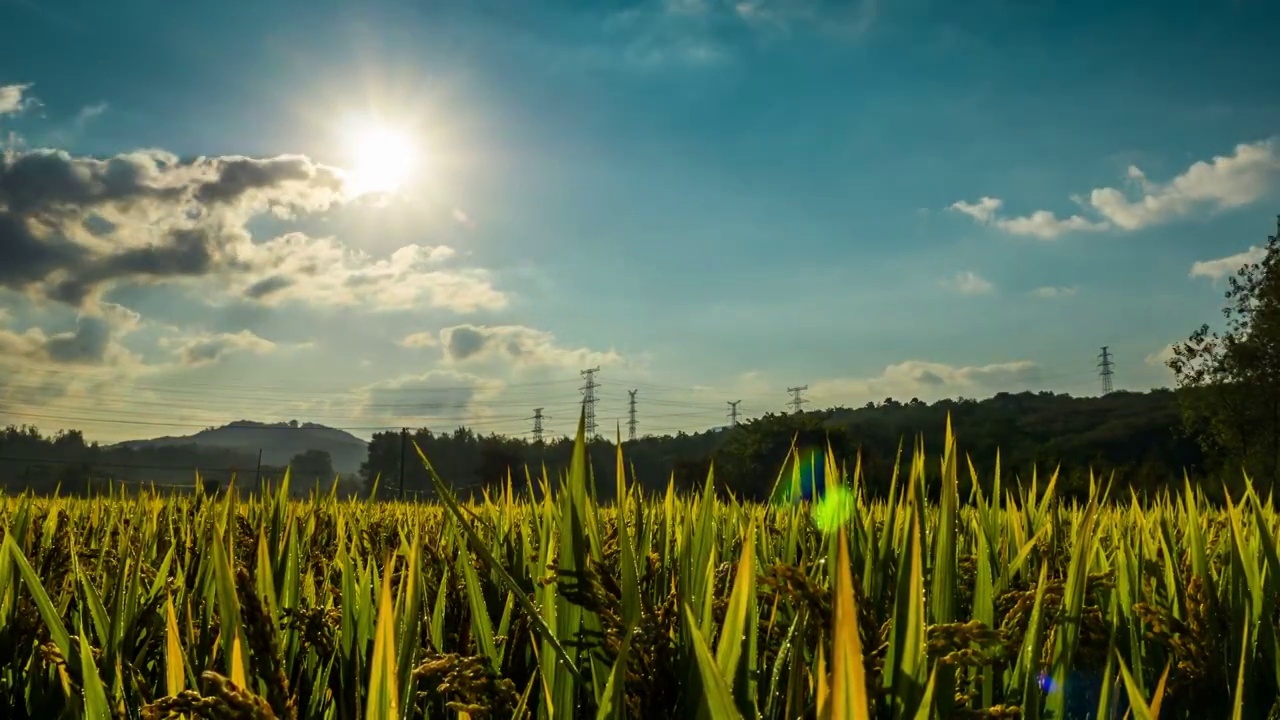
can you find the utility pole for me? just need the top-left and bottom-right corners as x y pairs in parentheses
(727, 400), (741, 428)
(1097, 346), (1115, 395)
(787, 385), (809, 414)
(627, 389), (638, 441)
(397, 428), (407, 501)
(580, 366), (601, 437)
(532, 408), (545, 445)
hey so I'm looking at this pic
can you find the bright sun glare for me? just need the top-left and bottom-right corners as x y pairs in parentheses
(347, 125), (416, 196)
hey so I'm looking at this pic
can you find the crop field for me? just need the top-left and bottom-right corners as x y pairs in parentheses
(0, 418), (1277, 719)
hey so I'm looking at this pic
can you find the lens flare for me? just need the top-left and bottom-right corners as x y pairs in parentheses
(771, 445), (855, 533)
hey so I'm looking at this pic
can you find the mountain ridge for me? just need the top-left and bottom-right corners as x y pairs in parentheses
(112, 419), (368, 474)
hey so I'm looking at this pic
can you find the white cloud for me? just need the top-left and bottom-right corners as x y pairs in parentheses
(995, 211), (1109, 239)
(238, 236), (507, 313)
(0, 84), (33, 116)
(942, 270), (994, 295)
(732, 0), (876, 37)
(949, 197), (1108, 239)
(1189, 245), (1267, 280)
(1032, 285), (1078, 298)
(161, 330), (276, 367)
(807, 359), (1041, 405)
(400, 332), (439, 348)
(950, 196), (1001, 224)
(1145, 343), (1177, 367)
(1090, 140), (1280, 230)
(950, 139), (1280, 238)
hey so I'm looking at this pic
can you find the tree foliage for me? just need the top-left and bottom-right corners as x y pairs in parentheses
(1169, 215), (1280, 481)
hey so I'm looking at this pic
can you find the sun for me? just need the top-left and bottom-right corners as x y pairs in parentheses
(346, 124), (417, 196)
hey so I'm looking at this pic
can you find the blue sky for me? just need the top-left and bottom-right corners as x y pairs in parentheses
(1, 0), (1278, 442)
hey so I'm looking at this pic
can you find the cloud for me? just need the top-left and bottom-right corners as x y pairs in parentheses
(400, 331), (439, 348)
(950, 197), (1001, 224)
(941, 270), (994, 295)
(995, 210), (1109, 240)
(1189, 245), (1267, 281)
(1145, 343), (1177, 367)
(357, 369), (506, 425)
(664, 0), (709, 15)
(161, 330), (276, 367)
(806, 359), (1042, 405)
(732, 0), (877, 38)
(1090, 140), (1280, 230)
(0, 84), (34, 116)
(238, 235), (507, 312)
(0, 302), (140, 367)
(0, 146), (506, 313)
(0, 302), (147, 412)
(1032, 285), (1078, 298)
(439, 324), (624, 369)
(0, 148), (347, 306)
(952, 139), (1280, 239)
(949, 197), (1108, 239)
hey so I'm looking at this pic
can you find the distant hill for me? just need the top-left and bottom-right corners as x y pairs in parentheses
(113, 420), (368, 474)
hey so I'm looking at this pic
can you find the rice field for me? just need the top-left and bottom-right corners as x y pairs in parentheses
(0, 416), (1276, 719)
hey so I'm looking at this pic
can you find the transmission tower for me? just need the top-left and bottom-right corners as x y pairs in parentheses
(787, 385), (809, 414)
(727, 400), (742, 427)
(627, 389), (638, 441)
(1097, 346), (1115, 395)
(580, 367), (601, 437)
(532, 408), (545, 444)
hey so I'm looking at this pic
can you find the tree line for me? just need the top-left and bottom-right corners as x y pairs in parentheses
(4, 214), (1279, 502)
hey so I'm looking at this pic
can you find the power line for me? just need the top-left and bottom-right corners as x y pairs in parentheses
(627, 389), (638, 442)
(580, 367), (601, 437)
(727, 400), (741, 427)
(1097, 346), (1115, 395)
(787, 385), (808, 414)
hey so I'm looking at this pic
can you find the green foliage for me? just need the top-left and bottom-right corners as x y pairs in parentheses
(0, 418), (1275, 719)
(1169, 215), (1280, 482)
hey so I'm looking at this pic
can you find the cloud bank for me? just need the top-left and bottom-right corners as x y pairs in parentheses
(950, 139), (1280, 238)
(0, 147), (506, 313)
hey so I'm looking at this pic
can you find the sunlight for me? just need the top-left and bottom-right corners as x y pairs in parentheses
(345, 123), (417, 196)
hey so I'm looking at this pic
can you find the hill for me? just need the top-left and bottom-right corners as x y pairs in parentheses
(361, 387), (1208, 502)
(113, 420), (368, 475)
(2, 388), (1217, 499)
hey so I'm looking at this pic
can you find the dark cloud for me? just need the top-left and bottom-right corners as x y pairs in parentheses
(193, 154), (343, 208)
(362, 370), (490, 420)
(0, 303), (140, 367)
(245, 274), (293, 299)
(916, 371), (946, 387)
(43, 314), (112, 363)
(443, 325), (489, 360)
(0, 213), (84, 290)
(0, 147), (347, 307)
(0, 149), (184, 215)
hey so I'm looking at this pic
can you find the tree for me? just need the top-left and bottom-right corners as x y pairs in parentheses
(1168, 215), (1280, 482)
(289, 449), (334, 483)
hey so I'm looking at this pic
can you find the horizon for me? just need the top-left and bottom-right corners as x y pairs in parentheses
(60, 384), (1166, 447)
(3, 0), (1279, 445)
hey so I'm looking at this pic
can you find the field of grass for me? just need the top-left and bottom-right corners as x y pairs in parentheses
(0, 416), (1277, 719)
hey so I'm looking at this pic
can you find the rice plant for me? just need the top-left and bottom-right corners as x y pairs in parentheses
(0, 412), (1276, 719)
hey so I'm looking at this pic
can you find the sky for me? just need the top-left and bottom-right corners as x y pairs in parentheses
(1, 0), (1279, 443)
